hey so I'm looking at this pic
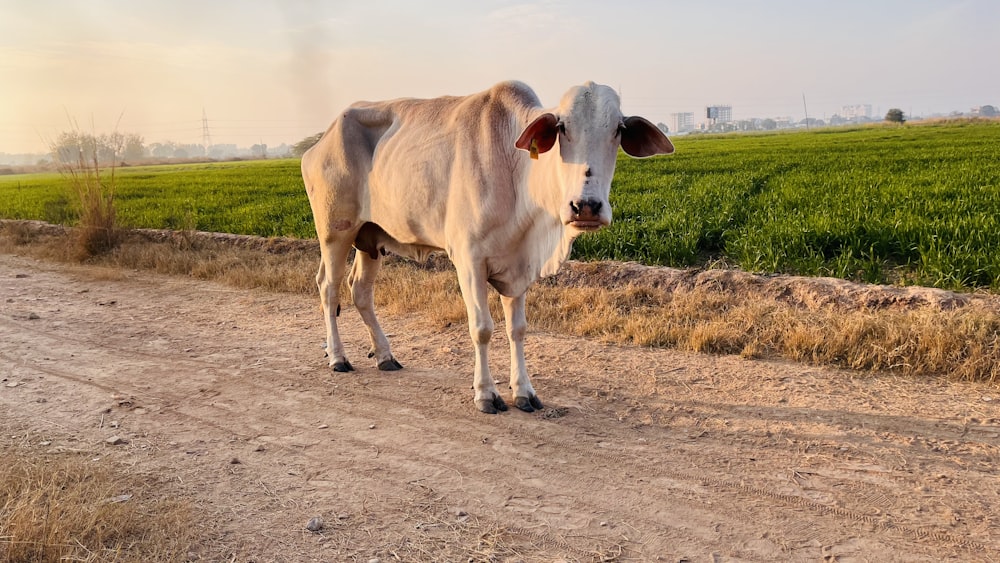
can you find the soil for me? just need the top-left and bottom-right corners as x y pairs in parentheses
(1, 252), (999, 562)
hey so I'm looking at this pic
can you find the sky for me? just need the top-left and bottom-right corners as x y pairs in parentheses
(1, 0), (997, 154)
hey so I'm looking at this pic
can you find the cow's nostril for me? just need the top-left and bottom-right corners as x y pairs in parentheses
(570, 199), (602, 219)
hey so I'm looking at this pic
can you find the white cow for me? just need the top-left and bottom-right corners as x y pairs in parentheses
(301, 81), (674, 414)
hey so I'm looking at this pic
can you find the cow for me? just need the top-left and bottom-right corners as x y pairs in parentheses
(301, 81), (674, 414)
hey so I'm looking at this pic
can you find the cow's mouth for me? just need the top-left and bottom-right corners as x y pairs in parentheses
(569, 220), (604, 231)
(566, 199), (608, 231)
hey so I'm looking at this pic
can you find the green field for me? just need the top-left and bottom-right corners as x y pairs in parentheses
(2, 120), (1000, 290)
(0, 160), (313, 237)
(579, 121), (1000, 289)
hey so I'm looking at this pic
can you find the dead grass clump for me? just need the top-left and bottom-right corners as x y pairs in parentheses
(0, 445), (196, 562)
(0, 221), (71, 260)
(373, 263), (467, 324)
(0, 221), (37, 246)
(60, 147), (121, 261)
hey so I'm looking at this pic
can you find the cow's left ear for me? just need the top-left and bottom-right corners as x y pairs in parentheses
(620, 116), (674, 158)
(515, 113), (559, 156)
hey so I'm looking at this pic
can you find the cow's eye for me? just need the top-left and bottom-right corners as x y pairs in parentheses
(557, 122), (567, 135)
(615, 123), (625, 138)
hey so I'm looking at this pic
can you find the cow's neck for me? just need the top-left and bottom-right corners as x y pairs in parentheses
(525, 150), (578, 279)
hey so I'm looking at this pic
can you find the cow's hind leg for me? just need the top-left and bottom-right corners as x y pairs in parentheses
(318, 241), (354, 372)
(501, 293), (543, 412)
(348, 251), (402, 371)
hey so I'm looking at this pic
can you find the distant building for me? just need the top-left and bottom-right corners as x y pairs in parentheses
(972, 105), (998, 117)
(841, 104), (872, 121)
(706, 105), (732, 123)
(669, 112), (695, 133)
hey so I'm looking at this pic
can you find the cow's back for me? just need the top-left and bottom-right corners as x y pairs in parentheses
(365, 81), (542, 248)
(303, 81), (542, 248)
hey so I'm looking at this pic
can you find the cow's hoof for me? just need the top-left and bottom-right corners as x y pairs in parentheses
(514, 395), (543, 413)
(476, 395), (509, 414)
(377, 358), (403, 371)
(332, 360), (354, 372)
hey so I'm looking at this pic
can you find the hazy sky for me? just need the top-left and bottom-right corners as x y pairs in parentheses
(1, 0), (997, 154)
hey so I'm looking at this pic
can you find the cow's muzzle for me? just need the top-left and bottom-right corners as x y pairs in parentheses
(567, 199), (609, 231)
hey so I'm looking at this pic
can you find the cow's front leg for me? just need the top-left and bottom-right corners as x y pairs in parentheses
(501, 293), (543, 412)
(456, 267), (507, 414)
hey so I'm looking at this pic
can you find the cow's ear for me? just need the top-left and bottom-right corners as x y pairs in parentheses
(620, 116), (674, 158)
(515, 113), (559, 156)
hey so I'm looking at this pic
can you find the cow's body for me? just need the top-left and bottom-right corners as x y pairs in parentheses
(301, 81), (673, 413)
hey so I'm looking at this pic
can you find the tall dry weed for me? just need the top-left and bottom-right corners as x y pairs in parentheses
(53, 129), (121, 260)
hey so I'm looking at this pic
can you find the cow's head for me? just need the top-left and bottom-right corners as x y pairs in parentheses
(515, 82), (674, 232)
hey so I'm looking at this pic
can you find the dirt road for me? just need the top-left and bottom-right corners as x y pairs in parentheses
(2, 253), (998, 562)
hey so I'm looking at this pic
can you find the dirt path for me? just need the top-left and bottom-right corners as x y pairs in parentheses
(2, 253), (999, 562)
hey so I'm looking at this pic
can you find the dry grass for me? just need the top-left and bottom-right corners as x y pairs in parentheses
(527, 282), (1000, 382)
(0, 222), (316, 294)
(60, 147), (121, 260)
(0, 441), (196, 562)
(3, 219), (1000, 384)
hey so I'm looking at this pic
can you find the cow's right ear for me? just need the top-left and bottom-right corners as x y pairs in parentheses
(515, 113), (559, 157)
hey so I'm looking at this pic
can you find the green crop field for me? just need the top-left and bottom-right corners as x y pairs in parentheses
(2, 120), (1000, 290)
(0, 160), (313, 237)
(577, 121), (1000, 290)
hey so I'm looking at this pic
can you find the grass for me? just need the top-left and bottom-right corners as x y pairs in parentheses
(582, 121), (1000, 290)
(532, 276), (1000, 382)
(0, 160), (312, 238)
(62, 148), (121, 259)
(0, 437), (196, 562)
(2, 121), (1000, 290)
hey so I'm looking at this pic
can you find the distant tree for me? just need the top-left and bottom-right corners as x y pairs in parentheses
(178, 143), (205, 158)
(656, 122), (669, 135)
(885, 108), (906, 124)
(51, 131), (87, 164)
(208, 144), (237, 159)
(122, 133), (145, 162)
(51, 131), (136, 165)
(95, 132), (127, 163)
(761, 118), (777, 131)
(251, 144), (267, 159)
(149, 142), (177, 158)
(979, 105), (998, 117)
(292, 132), (324, 157)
